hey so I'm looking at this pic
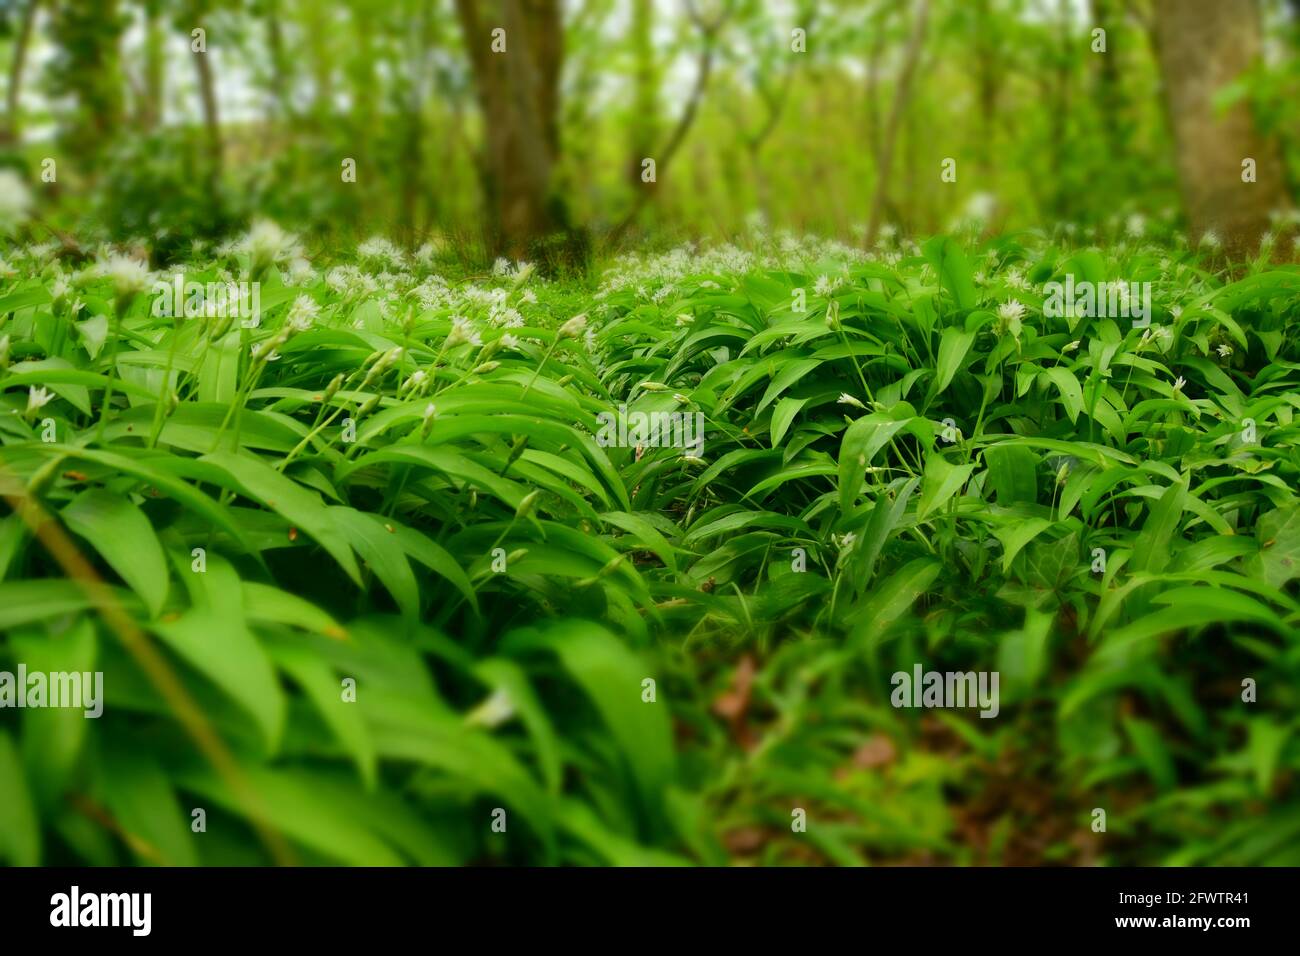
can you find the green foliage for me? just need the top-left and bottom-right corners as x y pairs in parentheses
(1, 229), (1299, 865)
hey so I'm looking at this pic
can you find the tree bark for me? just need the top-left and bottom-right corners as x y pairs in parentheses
(140, 0), (165, 132)
(627, 0), (659, 191)
(454, 0), (568, 261)
(1153, 0), (1292, 258)
(608, 0), (733, 247)
(3, 0), (42, 146)
(193, 37), (223, 176)
(866, 0), (930, 245)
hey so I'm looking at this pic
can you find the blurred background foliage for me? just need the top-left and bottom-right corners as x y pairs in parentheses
(0, 1), (1299, 868)
(0, 0), (1297, 263)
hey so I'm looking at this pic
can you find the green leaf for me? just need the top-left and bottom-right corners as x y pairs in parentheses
(178, 766), (404, 866)
(850, 557), (942, 641)
(995, 518), (1054, 573)
(0, 579), (103, 630)
(153, 553), (286, 751)
(0, 730), (40, 865)
(270, 641), (376, 789)
(1123, 716), (1178, 791)
(329, 507), (419, 622)
(769, 396), (807, 448)
(1132, 478), (1187, 575)
(62, 489), (170, 618)
(928, 326), (975, 401)
(1042, 366), (1086, 423)
(983, 444), (1040, 505)
(194, 451), (361, 585)
(839, 414), (911, 515)
(922, 236), (978, 311)
(506, 621), (674, 825)
(1248, 505), (1300, 589)
(850, 476), (919, 591)
(101, 748), (199, 866)
(918, 454), (975, 520)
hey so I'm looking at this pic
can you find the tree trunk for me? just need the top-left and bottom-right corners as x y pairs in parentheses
(627, 0), (659, 191)
(1090, 0), (1127, 158)
(866, 0), (930, 245)
(139, 0), (165, 131)
(193, 40), (223, 176)
(454, 0), (568, 261)
(973, 0), (999, 175)
(265, 0), (292, 120)
(3, 0), (41, 146)
(1153, 0), (1291, 258)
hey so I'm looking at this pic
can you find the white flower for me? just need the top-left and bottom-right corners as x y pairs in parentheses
(357, 236), (405, 269)
(465, 687), (515, 728)
(286, 294), (320, 331)
(0, 169), (33, 233)
(491, 306), (523, 329)
(26, 386), (54, 417)
(1125, 214), (1146, 238)
(1063, 340), (1080, 353)
(492, 257), (511, 276)
(445, 317), (481, 349)
(963, 192), (996, 222)
(813, 274), (839, 297)
(520, 289), (538, 305)
(1200, 230), (1221, 249)
(241, 219), (299, 269)
(287, 258), (315, 285)
(402, 369), (429, 393)
(26, 242), (60, 262)
(100, 254), (151, 299)
(997, 300), (1027, 324)
(1172, 376), (1186, 394)
(1216, 344), (1233, 358)
(499, 333), (521, 351)
(837, 393), (866, 409)
(558, 313), (588, 340)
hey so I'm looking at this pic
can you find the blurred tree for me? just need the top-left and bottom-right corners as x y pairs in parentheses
(138, 0), (166, 132)
(1153, 0), (1291, 257)
(1, 0), (41, 147)
(627, 0), (659, 192)
(46, 0), (128, 169)
(609, 0), (734, 245)
(867, 0), (929, 244)
(454, 0), (577, 263)
(181, 0), (223, 178)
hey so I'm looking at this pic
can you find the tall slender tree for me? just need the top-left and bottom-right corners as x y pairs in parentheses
(1153, 0), (1292, 258)
(453, 0), (573, 261)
